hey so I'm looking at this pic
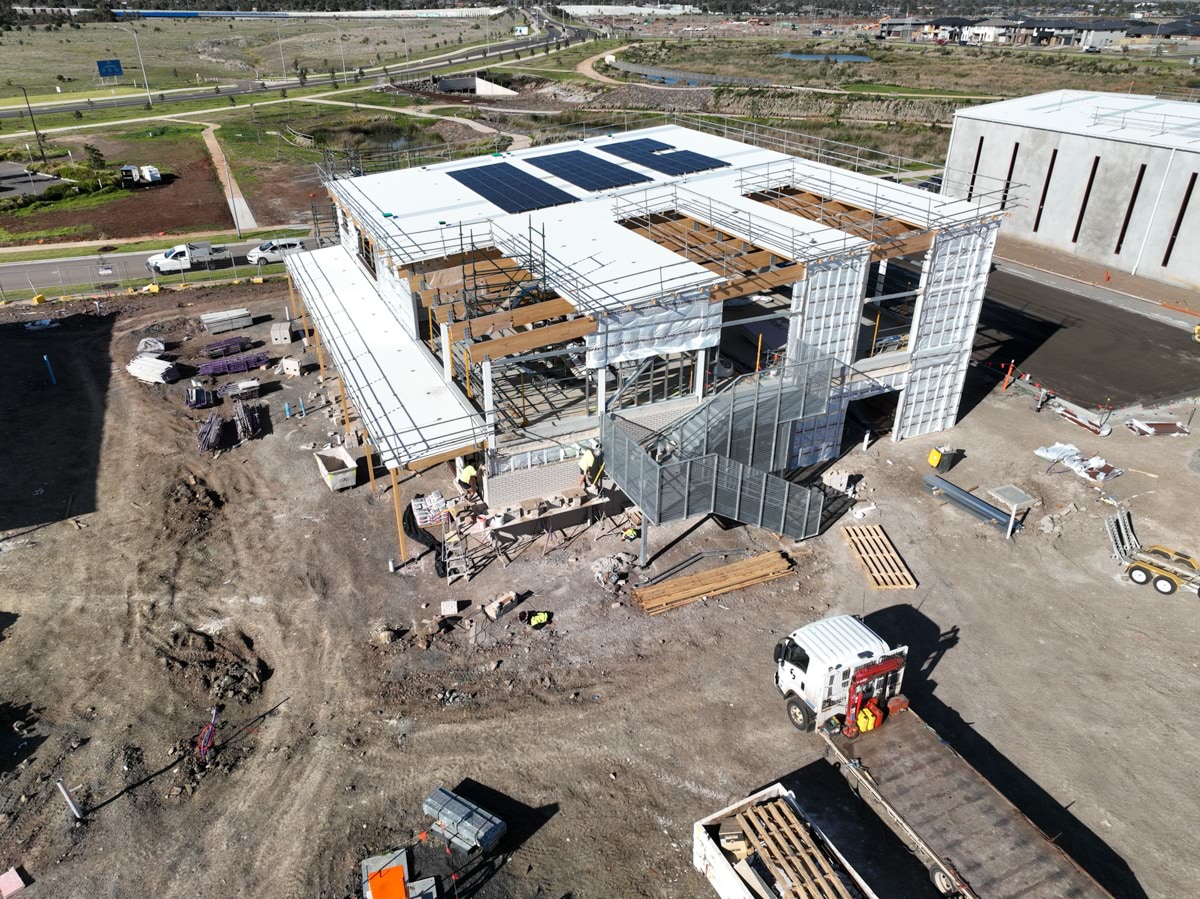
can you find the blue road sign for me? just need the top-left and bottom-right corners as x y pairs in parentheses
(97, 59), (124, 78)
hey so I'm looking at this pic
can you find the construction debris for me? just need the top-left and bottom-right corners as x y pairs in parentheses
(1035, 442), (1124, 482)
(592, 552), (637, 594)
(126, 353), (180, 384)
(1056, 405), (1112, 437)
(136, 336), (166, 354)
(1125, 419), (1191, 437)
(196, 410), (223, 456)
(924, 474), (1019, 531)
(185, 386), (217, 409)
(232, 399), (261, 442)
(841, 525), (917, 589)
(632, 552), (793, 616)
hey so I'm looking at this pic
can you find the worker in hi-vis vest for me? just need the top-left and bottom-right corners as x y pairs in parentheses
(578, 447), (602, 489)
(457, 460), (481, 500)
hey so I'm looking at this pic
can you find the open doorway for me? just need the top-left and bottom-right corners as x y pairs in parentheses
(843, 392), (900, 451)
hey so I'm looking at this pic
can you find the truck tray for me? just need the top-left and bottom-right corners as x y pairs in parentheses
(827, 710), (1108, 898)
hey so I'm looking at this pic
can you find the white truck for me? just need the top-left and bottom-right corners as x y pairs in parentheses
(771, 615), (1113, 898)
(145, 242), (229, 275)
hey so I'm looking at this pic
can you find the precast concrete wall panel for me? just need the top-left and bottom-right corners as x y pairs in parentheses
(894, 220), (999, 439)
(946, 108), (1200, 290)
(789, 251), (872, 363)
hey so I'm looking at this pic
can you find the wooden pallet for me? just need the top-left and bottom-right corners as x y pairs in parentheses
(841, 525), (917, 590)
(632, 552), (792, 615)
(736, 799), (855, 899)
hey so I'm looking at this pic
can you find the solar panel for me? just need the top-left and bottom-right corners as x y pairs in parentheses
(447, 162), (577, 214)
(599, 139), (729, 176)
(527, 150), (652, 191)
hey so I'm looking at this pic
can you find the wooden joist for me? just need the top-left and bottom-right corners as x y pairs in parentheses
(632, 552), (793, 615)
(841, 525), (917, 590)
(448, 297), (575, 343)
(468, 317), (596, 360)
(711, 264), (807, 303)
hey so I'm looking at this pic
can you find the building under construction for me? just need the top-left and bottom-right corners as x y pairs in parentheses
(286, 118), (1010, 545)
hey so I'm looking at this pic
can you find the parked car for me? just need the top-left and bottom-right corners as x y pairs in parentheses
(1083, 45), (1101, 54)
(246, 238), (305, 265)
(917, 174), (944, 194)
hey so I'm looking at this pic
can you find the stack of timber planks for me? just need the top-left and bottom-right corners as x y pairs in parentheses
(736, 798), (855, 899)
(632, 552), (792, 616)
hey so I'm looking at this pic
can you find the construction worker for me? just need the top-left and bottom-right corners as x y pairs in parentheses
(578, 446), (602, 490)
(457, 460), (480, 500)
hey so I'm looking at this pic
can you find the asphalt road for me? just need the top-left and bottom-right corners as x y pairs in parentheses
(0, 162), (60, 198)
(976, 269), (1200, 408)
(0, 23), (594, 123)
(0, 237), (315, 295)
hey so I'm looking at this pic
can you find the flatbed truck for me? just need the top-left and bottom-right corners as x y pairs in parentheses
(694, 783), (879, 899)
(772, 615), (1112, 898)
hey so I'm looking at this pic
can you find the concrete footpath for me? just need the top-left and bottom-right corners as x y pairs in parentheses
(994, 236), (1200, 329)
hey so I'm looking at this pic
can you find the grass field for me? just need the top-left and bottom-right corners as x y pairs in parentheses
(621, 39), (1200, 96)
(0, 11), (524, 102)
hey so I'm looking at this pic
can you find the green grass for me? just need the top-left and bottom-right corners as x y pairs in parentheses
(0, 224), (91, 243)
(0, 14), (526, 102)
(0, 227), (309, 262)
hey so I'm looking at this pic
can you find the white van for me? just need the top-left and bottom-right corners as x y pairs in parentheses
(246, 238), (304, 265)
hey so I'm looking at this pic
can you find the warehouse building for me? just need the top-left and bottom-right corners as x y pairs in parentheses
(287, 120), (1005, 540)
(944, 90), (1200, 290)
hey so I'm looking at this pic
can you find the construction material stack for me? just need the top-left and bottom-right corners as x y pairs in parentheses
(423, 787), (506, 853)
(632, 552), (792, 615)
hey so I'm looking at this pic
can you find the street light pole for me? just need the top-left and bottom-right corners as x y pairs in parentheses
(114, 25), (152, 107)
(15, 86), (47, 165)
(275, 22), (288, 81)
(319, 23), (349, 83)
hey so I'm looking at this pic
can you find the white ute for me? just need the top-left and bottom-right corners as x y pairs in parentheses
(145, 242), (229, 274)
(246, 238), (304, 265)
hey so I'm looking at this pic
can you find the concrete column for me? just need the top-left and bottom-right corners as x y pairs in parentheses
(440, 322), (452, 383)
(482, 357), (496, 447)
(595, 365), (607, 416)
(874, 259), (889, 298)
(694, 347), (706, 400)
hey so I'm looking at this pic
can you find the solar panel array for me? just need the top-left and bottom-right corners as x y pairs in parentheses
(527, 150), (652, 191)
(599, 139), (730, 176)
(447, 162), (577, 214)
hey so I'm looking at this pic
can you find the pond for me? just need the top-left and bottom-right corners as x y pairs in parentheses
(311, 121), (422, 152)
(776, 53), (873, 63)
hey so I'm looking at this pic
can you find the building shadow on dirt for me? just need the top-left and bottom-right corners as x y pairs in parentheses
(960, 293), (1063, 423)
(0, 312), (113, 534)
(864, 604), (1148, 899)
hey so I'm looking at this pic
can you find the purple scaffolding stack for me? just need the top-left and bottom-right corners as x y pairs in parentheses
(203, 336), (253, 359)
(198, 352), (270, 377)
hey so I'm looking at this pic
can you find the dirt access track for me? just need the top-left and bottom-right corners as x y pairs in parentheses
(1, 286), (1199, 898)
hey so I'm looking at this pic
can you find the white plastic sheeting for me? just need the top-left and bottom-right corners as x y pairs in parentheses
(585, 291), (721, 368)
(894, 220), (1000, 440)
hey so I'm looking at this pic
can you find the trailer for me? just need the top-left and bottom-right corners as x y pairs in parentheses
(1106, 510), (1200, 597)
(694, 783), (877, 899)
(776, 616), (1113, 898)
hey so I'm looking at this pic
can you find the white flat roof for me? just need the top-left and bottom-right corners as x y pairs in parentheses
(495, 203), (717, 313)
(954, 90), (1200, 153)
(287, 246), (485, 469)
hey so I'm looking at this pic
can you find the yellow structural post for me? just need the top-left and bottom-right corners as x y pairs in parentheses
(870, 310), (881, 358)
(463, 347), (472, 399)
(299, 299), (311, 342)
(312, 322), (326, 381)
(338, 378), (353, 435)
(390, 467), (408, 566)
(286, 273), (298, 321)
(364, 437), (377, 493)
(756, 332), (763, 373)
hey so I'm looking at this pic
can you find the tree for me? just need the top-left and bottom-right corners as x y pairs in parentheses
(279, 88), (288, 99)
(84, 146), (106, 170)
(72, 109), (82, 120)
(298, 67), (308, 86)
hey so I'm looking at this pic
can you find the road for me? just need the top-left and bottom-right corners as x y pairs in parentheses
(0, 237), (319, 296)
(0, 21), (595, 124)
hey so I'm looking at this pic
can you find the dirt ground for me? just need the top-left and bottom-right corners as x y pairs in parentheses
(0, 131), (232, 245)
(1, 286), (1198, 898)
